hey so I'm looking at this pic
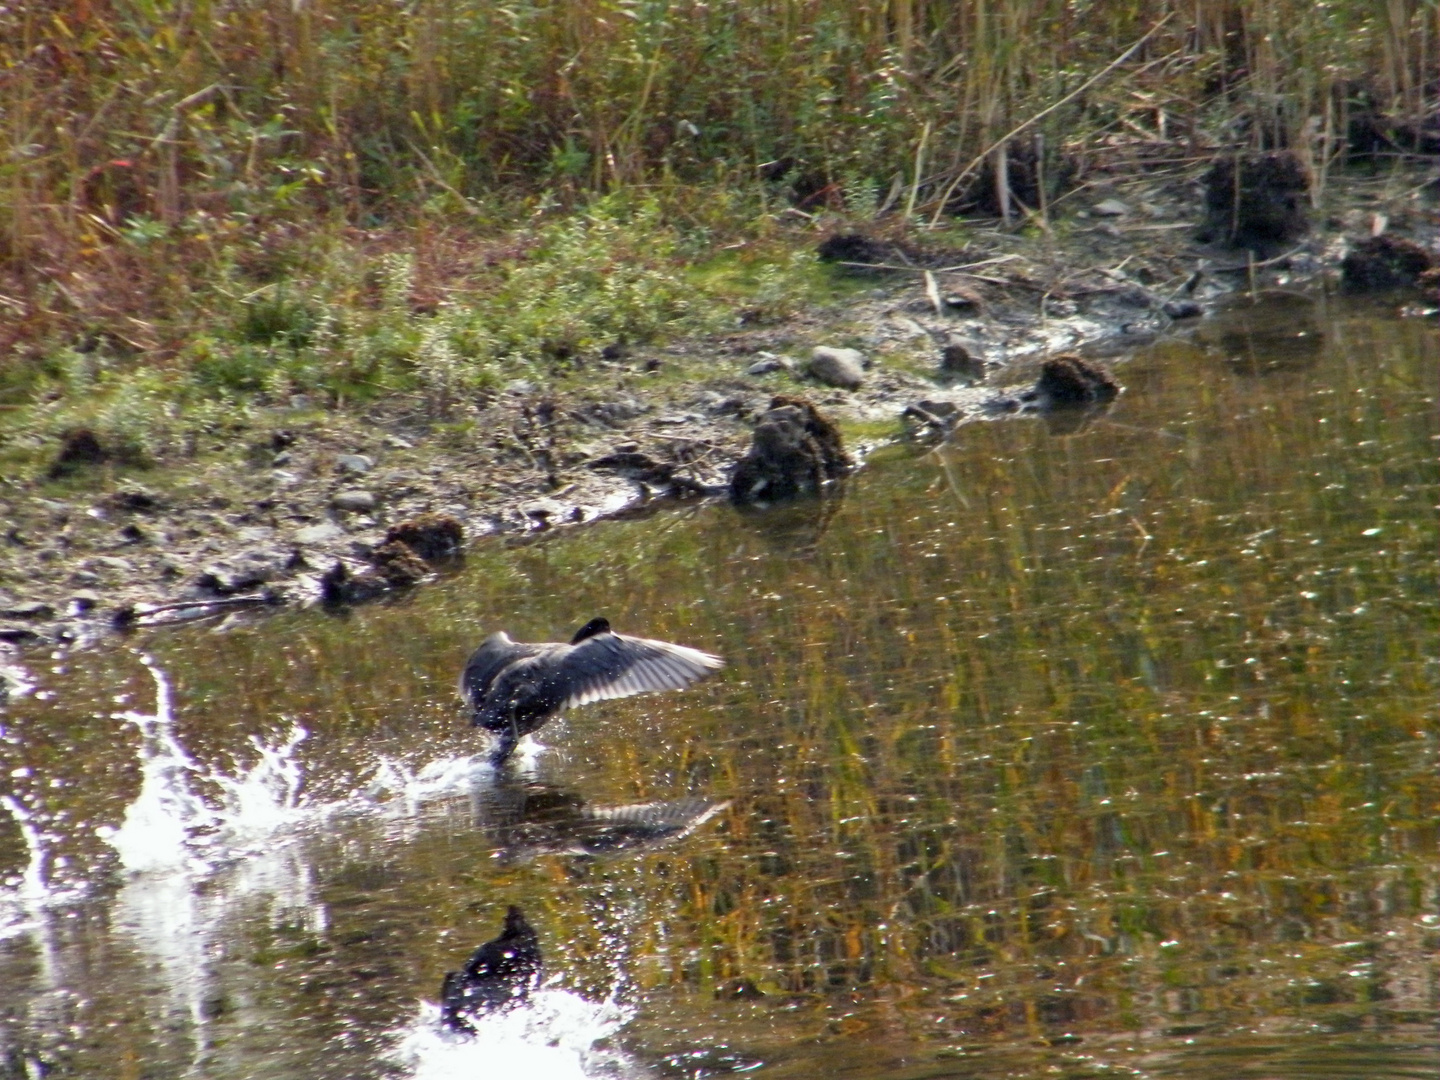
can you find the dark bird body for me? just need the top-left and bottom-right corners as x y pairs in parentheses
(461, 618), (724, 763)
(440, 906), (542, 1032)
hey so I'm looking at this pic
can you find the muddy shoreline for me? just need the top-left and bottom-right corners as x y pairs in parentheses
(1, 166), (1435, 664)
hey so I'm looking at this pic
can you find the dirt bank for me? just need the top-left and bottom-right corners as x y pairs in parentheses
(1, 164), (1435, 665)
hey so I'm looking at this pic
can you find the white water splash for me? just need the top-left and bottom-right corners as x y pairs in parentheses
(390, 989), (636, 1080)
(0, 794), (57, 942)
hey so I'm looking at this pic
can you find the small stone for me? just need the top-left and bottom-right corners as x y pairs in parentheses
(294, 521), (345, 546)
(1093, 199), (1130, 217)
(71, 569), (101, 587)
(332, 489), (377, 513)
(2, 601), (55, 620)
(70, 590), (101, 614)
(107, 485), (161, 512)
(335, 453), (374, 476)
(808, 347), (866, 390)
(197, 551), (283, 595)
(747, 358), (786, 376)
(271, 451), (292, 467)
(0, 623), (42, 644)
(943, 291), (982, 313)
(383, 435), (414, 450)
(504, 379), (537, 396)
(90, 556), (134, 572)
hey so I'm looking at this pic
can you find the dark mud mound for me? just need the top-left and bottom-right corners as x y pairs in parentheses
(1342, 235), (1437, 290)
(1199, 151), (1309, 252)
(730, 396), (851, 505)
(383, 513), (464, 560)
(816, 232), (928, 272)
(1028, 355), (1120, 407)
(48, 428), (109, 479)
(954, 142), (1076, 219)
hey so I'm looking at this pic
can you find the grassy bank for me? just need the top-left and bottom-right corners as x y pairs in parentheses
(1, 1), (1434, 473)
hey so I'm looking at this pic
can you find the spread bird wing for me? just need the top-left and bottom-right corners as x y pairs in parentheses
(555, 633), (723, 710)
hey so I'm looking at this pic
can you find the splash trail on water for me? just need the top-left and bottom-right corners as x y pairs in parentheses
(390, 990), (637, 1080)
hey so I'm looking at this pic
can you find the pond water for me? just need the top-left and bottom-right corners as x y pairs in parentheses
(2, 295), (1436, 1079)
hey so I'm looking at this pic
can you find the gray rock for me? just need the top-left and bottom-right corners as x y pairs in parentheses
(294, 521), (345, 545)
(70, 569), (101, 587)
(2, 601), (55, 620)
(197, 551), (283, 595)
(808, 347), (866, 390)
(271, 451), (292, 467)
(336, 453), (374, 476)
(90, 556), (134, 573)
(1093, 198), (1130, 217)
(383, 435), (414, 450)
(747, 357), (787, 376)
(332, 489), (377, 513)
(0, 623), (42, 644)
(236, 526), (276, 543)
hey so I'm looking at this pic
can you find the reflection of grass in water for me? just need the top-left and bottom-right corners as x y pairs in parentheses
(582, 314), (1440, 1048)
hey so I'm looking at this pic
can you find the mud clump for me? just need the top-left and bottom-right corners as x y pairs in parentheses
(1342, 236), (1437, 291)
(1028, 355), (1119, 407)
(730, 396), (851, 505)
(382, 513), (464, 560)
(371, 540), (431, 587)
(1199, 151), (1309, 252)
(816, 233), (923, 272)
(48, 428), (109, 479)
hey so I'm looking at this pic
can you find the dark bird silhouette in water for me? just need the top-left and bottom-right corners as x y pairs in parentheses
(440, 906), (542, 1032)
(461, 617), (724, 764)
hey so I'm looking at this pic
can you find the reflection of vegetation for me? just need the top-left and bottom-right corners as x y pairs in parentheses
(2, 310), (1435, 1073)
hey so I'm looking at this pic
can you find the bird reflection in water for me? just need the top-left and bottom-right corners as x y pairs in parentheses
(470, 779), (730, 863)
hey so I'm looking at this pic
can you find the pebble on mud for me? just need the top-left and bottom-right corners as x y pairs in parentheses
(294, 521), (345, 545)
(730, 396), (851, 505)
(335, 453), (374, 476)
(1341, 235), (1437, 290)
(332, 489), (377, 513)
(808, 346), (866, 390)
(1199, 151), (1309, 252)
(383, 513), (464, 560)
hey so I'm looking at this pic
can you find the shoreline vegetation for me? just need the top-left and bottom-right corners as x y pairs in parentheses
(0, 1), (1437, 649)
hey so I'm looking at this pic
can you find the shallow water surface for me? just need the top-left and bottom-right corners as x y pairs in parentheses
(2, 297), (1437, 1078)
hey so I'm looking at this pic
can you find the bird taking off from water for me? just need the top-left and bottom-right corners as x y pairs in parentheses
(461, 617), (724, 764)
